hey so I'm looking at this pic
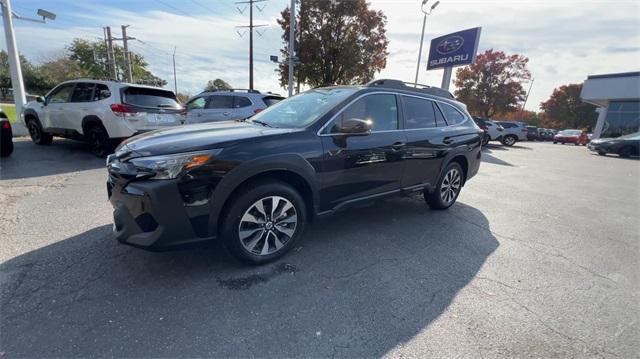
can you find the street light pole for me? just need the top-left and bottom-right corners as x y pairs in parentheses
(1, 0), (26, 116)
(413, 0), (440, 87)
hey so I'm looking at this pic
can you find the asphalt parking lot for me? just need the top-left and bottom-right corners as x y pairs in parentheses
(1, 138), (638, 358)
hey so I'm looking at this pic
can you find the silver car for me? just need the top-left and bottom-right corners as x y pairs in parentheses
(184, 90), (284, 124)
(495, 121), (528, 146)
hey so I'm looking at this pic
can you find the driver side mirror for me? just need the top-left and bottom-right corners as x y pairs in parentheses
(340, 118), (372, 136)
(36, 96), (46, 105)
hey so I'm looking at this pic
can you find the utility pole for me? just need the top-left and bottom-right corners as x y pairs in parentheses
(121, 25), (133, 82)
(518, 78), (535, 121)
(235, 0), (267, 90)
(173, 47), (177, 94)
(287, 0), (296, 97)
(1, 0), (55, 117)
(414, 0), (440, 87)
(105, 26), (117, 80)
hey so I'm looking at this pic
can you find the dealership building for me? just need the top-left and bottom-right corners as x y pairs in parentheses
(580, 71), (640, 139)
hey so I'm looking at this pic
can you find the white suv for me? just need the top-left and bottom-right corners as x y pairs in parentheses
(183, 90), (283, 124)
(21, 80), (184, 157)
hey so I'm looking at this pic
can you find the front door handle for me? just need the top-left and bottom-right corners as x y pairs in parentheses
(223, 112), (230, 116)
(391, 141), (406, 151)
(443, 137), (454, 144)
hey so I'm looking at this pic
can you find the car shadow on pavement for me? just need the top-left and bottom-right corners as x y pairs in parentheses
(0, 138), (105, 180)
(1, 197), (498, 358)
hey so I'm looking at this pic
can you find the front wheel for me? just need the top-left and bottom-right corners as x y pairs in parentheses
(26, 118), (53, 145)
(221, 181), (307, 264)
(425, 162), (463, 210)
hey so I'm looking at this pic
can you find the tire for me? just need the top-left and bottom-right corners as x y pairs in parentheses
(501, 135), (516, 146)
(618, 146), (632, 158)
(598, 151), (606, 156)
(482, 134), (489, 146)
(86, 124), (112, 158)
(0, 136), (13, 157)
(425, 162), (463, 210)
(26, 118), (53, 145)
(220, 180), (307, 264)
(574, 142), (579, 146)
(553, 141), (557, 144)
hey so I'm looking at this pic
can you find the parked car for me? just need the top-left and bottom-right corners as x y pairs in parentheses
(106, 79), (483, 264)
(526, 126), (539, 141)
(495, 121), (528, 146)
(587, 132), (640, 158)
(553, 129), (589, 145)
(184, 90), (284, 124)
(21, 80), (184, 157)
(0, 108), (13, 157)
(473, 117), (504, 145)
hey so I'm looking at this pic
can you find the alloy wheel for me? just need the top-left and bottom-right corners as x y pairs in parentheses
(238, 196), (298, 256)
(504, 136), (515, 146)
(440, 168), (461, 204)
(28, 122), (40, 142)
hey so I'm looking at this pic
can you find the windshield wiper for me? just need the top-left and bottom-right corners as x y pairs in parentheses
(250, 119), (273, 128)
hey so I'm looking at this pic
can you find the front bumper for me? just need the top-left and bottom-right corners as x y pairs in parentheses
(108, 176), (213, 250)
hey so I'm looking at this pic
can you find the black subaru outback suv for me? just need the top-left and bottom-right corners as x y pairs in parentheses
(107, 79), (483, 264)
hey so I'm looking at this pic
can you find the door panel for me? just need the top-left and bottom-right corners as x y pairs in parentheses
(67, 82), (95, 134)
(318, 93), (406, 210)
(44, 83), (75, 130)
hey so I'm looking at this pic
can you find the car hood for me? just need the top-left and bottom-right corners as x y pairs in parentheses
(116, 121), (297, 157)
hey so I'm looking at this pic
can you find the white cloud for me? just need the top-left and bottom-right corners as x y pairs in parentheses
(3, 0), (639, 112)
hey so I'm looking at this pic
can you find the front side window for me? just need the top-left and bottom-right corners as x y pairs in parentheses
(333, 94), (398, 132)
(186, 97), (206, 110)
(70, 83), (95, 103)
(439, 103), (467, 125)
(402, 96), (437, 129)
(207, 95), (234, 109)
(47, 84), (75, 103)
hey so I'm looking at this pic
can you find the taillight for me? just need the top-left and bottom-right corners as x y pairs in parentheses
(254, 108), (263, 114)
(1, 121), (10, 129)
(110, 103), (139, 117)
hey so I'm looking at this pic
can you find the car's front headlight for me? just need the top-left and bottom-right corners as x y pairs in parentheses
(128, 149), (223, 180)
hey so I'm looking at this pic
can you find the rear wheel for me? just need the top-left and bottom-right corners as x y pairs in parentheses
(501, 135), (516, 146)
(425, 162), (463, 210)
(26, 118), (53, 145)
(86, 125), (112, 158)
(221, 181), (307, 264)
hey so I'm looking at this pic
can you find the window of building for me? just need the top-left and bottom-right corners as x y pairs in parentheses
(603, 101), (640, 137)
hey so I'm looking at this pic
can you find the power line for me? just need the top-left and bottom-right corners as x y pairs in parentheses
(235, 0), (269, 90)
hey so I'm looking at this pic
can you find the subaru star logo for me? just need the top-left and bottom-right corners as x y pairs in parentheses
(436, 35), (464, 55)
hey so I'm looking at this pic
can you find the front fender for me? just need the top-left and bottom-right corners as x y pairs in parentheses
(208, 153), (319, 235)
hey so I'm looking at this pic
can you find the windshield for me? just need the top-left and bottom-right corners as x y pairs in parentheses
(248, 88), (358, 128)
(560, 130), (581, 135)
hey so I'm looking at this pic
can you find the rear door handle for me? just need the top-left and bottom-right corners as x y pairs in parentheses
(223, 112), (230, 116)
(391, 141), (406, 150)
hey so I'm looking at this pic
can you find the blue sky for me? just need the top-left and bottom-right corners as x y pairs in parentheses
(3, 0), (640, 111)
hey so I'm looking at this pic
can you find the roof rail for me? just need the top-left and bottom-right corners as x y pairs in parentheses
(365, 79), (454, 99)
(201, 88), (261, 94)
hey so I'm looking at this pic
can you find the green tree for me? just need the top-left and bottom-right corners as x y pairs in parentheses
(0, 50), (50, 97)
(67, 39), (166, 86)
(540, 84), (597, 130)
(454, 49), (531, 118)
(204, 78), (233, 91)
(277, 0), (389, 88)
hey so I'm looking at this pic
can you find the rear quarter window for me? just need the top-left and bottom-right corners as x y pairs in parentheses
(438, 103), (467, 125)
(262, 96), (284, 107)
(122, 87), (180, 109)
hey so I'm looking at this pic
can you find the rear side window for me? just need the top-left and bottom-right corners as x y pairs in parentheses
(94, 84), (111, 101)
(122, 87), (180, 109)
(438, 103), (467, 125)
(207, 95), (234, 109)
(70, 83), (95, 103)
(262, 96), (283, 107)
(402, 96), (437, 129)
(500, 122), (516, 128)
(337, 94), (398, 132)
(234, 96), (252, 108)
